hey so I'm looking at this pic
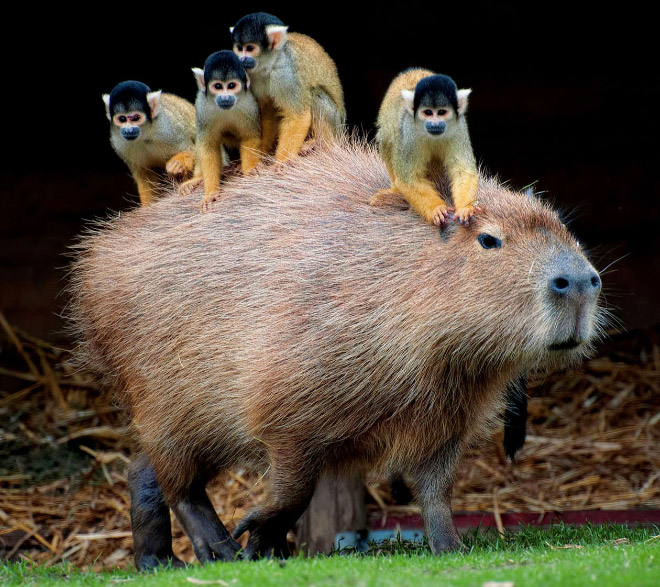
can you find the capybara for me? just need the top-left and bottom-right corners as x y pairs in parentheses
(67, 138), (603, 569)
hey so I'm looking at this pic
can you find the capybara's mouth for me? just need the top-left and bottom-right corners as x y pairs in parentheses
(548, 338), (582, 351)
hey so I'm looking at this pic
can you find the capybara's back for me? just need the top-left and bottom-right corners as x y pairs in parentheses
(68, 138), (603, 564)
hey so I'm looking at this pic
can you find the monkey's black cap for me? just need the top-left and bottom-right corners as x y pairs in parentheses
(108, 81), (153, 120)
(414, 75), (459, 115)
(231, 12), (285, 48)
(203, 51), (248, 87)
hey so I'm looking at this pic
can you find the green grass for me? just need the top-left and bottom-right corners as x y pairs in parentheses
(2, 524), (659, 586)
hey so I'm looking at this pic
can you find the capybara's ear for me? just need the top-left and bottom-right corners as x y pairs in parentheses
(369, 190), (410, 211)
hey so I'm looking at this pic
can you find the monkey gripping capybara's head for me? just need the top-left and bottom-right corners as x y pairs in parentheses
(68, 138), (604, 509)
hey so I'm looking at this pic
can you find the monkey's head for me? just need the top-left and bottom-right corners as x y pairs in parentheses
(102, 81), (161, 142)
(193, 51), (249, 110)
(230, 12), (289, 73)
(401, 74), (471, 139)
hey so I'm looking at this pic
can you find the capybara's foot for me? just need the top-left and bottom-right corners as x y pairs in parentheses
(432, 204), (454, 226)
(191, 532), (241, 563)
(453, 204), (481, 225)
(179, 177), (203, 197)
(369, 189), (410, 210)
(165, 152), (195, 178)
(136, 553), (187, 571)
(233, 509), (290, 560)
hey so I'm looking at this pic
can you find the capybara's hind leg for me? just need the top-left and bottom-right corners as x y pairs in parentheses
(171, 483), (241, 563)
(412, 438), (464, 553)
(128, 453), (185, 570)
(233, 451), (322, 560)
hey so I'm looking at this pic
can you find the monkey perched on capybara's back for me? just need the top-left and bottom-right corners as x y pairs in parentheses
(68, 138), (603, 569)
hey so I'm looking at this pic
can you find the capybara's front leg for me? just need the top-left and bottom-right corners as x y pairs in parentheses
(171, 483), (241, 563)
(128, 453), (185, 571)
(412, 438), (464, 553)
(233, 449), (323, 559)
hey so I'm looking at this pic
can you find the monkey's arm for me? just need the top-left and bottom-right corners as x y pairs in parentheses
(259, 103), (280, 155)
(132, 168), (159, 207)
(449, 161), (479, 223)
(165, 151), (195, 178)
(198, 142), (224, 204)
(239, 138), (262, 174)
(394, 177), (454, 226)
(274, 108), (312, 164)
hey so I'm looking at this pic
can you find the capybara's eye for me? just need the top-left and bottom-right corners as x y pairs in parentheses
(477, 233), (502, 249)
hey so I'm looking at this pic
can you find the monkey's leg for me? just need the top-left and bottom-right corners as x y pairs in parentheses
(171, 482), (241, 564)
(411, 439), (464, 553)
(274, 110), (313, 164)
(239, 137), (262, 174)
(199, 143), (224, 204)
(133, 169), (159, 207)
(259, 106), (280, 155)
(233, 449), (323, 559)
(165, 151), (195, 179)
(450, 168), (480, 223)
(394, 178), (454, 226)
(128, 453), (185, 570)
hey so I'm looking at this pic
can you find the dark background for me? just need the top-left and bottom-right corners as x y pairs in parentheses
(2, 5), (658, 342)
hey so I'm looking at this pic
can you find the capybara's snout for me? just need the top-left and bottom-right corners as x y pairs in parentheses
(547, 251), (601, 302)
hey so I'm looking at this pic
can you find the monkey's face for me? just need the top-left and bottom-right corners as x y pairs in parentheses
(233, 42), (262, 71)
(208, 78), (244, 110)
(417, 106), (455, 137)
(112, 111), (147, 141)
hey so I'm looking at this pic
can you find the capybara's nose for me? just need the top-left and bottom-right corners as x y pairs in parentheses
(548, 268), (601, 299)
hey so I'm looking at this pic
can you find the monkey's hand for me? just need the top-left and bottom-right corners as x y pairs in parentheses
(432, 204), (454, 226)
(453, 204), (482, 225)
(178, 177), (204, 197)
(165, 152), (195, 178)
(369, 189), (410, 210)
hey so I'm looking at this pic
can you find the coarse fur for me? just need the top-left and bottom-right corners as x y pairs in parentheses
(374, 68), (479, 225)
(67, 138), (603, 562)
(231, 14), (345, 162)
(104, 90), (196, 206)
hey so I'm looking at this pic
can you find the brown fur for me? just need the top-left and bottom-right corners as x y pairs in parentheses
(67, 139), (603, 513)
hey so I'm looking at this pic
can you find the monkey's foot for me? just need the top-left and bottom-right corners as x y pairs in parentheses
(431, 204), (454, 226)
(136, 553), (187, 572)
(179, 177), (204, 197)
(200, 190), (222, 212)
(369, 189), (410, 210)
(165, 152), (195, 178)
(453, 204), (481, 226)
(233, 509), (290, 560)
(299, 139), (318, 157)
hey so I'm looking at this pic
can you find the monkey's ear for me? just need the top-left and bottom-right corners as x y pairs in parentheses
(229, 26), (234, 34)
(401, 89), (415, 116)
(147, 90), (162, 119)
(192, 68), (206, 92)
(266, 25), (289, 50)
(456, 89), (472, 115)
(102, 94), (111, 121)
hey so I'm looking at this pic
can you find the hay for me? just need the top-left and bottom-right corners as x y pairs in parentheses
(1, 310), (658, 568)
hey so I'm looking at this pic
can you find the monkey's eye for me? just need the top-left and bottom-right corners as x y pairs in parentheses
(118, 115), (127, 123)
(246, 45), (255, 52)
(438, 109), (447, 116)
(236, 44), (243, 51)
(214, 83), (223, 90)
(477, 234), (502, 249)
(228, 82), (237, 90)
(128, 114), (141, 122)
(423, 109), (433, 117)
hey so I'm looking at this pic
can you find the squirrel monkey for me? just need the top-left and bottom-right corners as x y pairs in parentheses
(372, 70), (478, 225)
(187, 51), (261, 206)
(103, 81), (196, 206)
(230, 12), (345, 164)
